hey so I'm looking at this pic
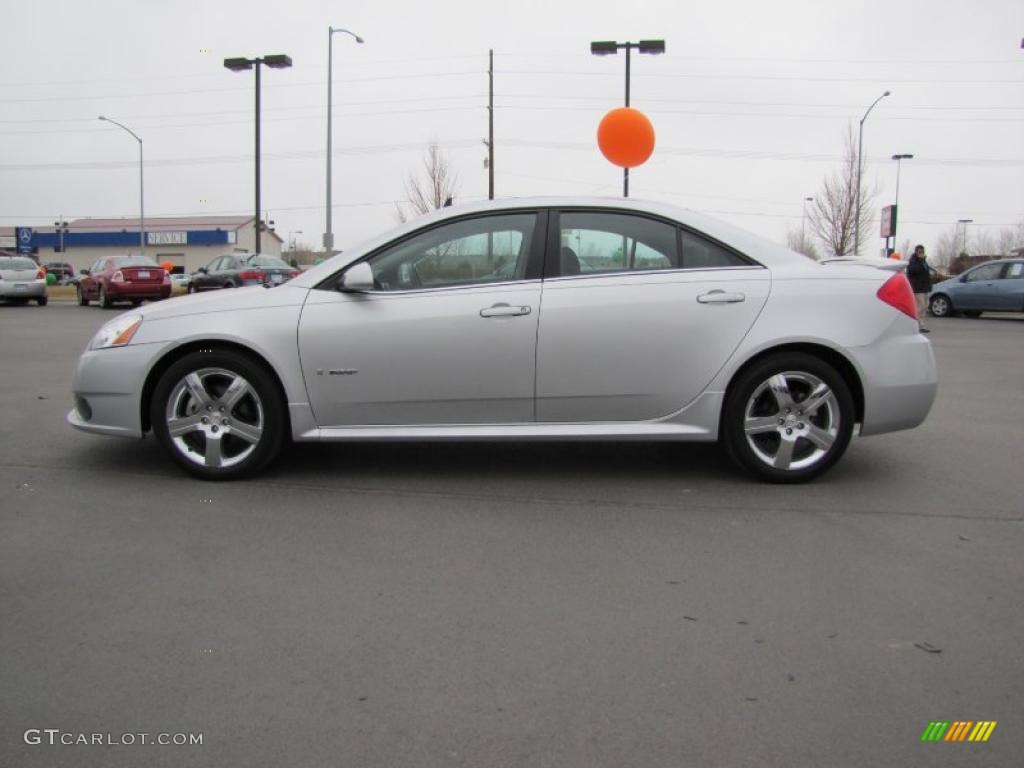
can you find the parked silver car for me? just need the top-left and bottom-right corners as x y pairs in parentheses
(0, 255), (48, 305)
(68, 198), (937, 482)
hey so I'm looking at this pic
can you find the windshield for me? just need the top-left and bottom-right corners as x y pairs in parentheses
(244, 255), (291, 268)
(0, 257), (38, 269)
(112, 257), (160, 268)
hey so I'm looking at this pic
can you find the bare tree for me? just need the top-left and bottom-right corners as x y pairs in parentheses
(785, 226), (820, 260)
(807, 126), (878, 257)
(932, 225), (960, 269)
(396, 142), (459, 223)
(996, 219), (1024, 255)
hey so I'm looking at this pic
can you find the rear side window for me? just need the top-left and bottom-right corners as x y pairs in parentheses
(680, 230), (749, 269)
(559, 211), (679, 275)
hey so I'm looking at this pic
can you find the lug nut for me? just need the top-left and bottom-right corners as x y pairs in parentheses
(222, 419), (229, 426)
(201, 417), (209, 424)
(778, 418), (785, 425)
(786, 428), (793, 435)
(797, 422), (805, 429)
(211, 425), (219, 433)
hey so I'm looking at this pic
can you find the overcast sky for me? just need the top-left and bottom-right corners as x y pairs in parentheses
(1, 0), (1021, 257)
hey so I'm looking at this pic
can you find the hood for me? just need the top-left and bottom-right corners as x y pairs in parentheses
(135, 283), (309, 321)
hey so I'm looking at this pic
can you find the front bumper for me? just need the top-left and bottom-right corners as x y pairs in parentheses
(67, 342), (164, 438)
(0, 280), (47, 298)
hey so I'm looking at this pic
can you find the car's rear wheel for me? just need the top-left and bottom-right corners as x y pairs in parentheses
(186, 283), (196, 294)
(77, 285), (89, 306)
(929, 294), (952, 317)
(37, 296), (48, 306)
(723, 352), (854, 483)
(150, 350), (285, 480)
(99, 285), (113, 309)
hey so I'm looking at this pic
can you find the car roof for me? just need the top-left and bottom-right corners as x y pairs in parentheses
(291, 196), (809, 287)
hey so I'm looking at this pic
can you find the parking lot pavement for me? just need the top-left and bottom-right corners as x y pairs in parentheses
(2, 303), (1022, 767)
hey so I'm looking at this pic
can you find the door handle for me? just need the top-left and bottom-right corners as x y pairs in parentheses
(697, 290), (746, 304)
(480, 303), (531, 318)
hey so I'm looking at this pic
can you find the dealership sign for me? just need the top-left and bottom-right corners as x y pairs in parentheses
(147, 231), (187, 246)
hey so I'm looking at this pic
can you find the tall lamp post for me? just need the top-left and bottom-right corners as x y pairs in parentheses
(801, 196), (814, 244)
(97, 116), (145, 255)
(590, 39), (665, 197)
(890, 153), (913, 253)
(957, 218), (973, 255)
(853, 90), (890, 256)
(325, 28), (363, 254)
(224, 54), (293, 254)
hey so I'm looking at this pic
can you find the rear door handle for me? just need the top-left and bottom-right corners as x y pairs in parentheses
(697, 290), (746, 304)
(480, 303), (531, 318)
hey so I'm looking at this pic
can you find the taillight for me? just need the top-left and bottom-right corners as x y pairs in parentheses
(111, 270), (125, 283)
(288, 271), (300, 279)
(239, 270), (266, 281)
(876, 273), (917, 319)
(36, 267), (46, 280)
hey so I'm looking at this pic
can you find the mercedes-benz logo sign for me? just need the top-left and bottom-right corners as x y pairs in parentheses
(18, 228), (33, 243)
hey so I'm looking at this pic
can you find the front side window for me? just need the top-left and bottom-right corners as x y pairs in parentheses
(1004, 262), (1022, 278)
(966, 263), (1004, 282)
(367, 213), (536, 291)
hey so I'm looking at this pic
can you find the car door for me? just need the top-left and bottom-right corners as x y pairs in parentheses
(955, 262), (1005, 310)
(535, 209), (770, 423)
(82, 258), (106, 299)
(993, 261), (1024, 310)
(299, 211), (545, 427)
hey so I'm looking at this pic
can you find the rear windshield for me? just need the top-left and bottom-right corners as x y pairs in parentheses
(245, 256), (291, 268)
(0, 257), (38, 269)
(112, 257), (160, 268)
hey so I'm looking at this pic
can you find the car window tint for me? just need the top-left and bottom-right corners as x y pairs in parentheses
(966, 263), (1003, 282)
(680, 230), (749, 269)
(1006, 262), (1023, 278)
(559, 212), (678, 275)
(368, 214), (535, 291)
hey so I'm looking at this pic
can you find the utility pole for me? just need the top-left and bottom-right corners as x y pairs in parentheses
(487, 49), (494, 200)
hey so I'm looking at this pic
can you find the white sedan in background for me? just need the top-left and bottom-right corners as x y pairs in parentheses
(68, 198), (937, 483)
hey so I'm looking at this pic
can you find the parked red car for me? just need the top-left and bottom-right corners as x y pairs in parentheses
(77, 255), (171, 308)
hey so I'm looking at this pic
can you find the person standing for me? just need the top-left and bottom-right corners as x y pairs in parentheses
(906, 244), (932, 333)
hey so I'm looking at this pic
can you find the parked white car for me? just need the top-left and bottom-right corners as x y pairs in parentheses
(68, 198), (937, 482)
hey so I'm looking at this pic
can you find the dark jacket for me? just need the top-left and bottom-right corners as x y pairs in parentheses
(906, 255), (931, 294)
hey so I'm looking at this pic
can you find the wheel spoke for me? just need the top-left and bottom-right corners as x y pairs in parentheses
(805, 425), (836, 451)
(184, 373), (213, 408)
(204, 434), (224, 467)
(773, 436), (797, 469)
(768, 374), (795, 411)
(167, 413), (203, 438)
(745, 415), (780, 436)
(799, 382), (833, 417)
(229, 420), (263, 445)
(220, 375), (252, 411)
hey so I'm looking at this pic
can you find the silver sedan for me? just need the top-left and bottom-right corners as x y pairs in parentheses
(0, 255), (48, 305)
(68, 198), (937, 482)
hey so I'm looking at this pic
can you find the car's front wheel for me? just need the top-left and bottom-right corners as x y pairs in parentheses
(722, 352), (854, 483)
(77, 285), (89, 306)
(929, 294), (952, 317)
(99, 285), (113, 309)
(150, 350), (286, 479)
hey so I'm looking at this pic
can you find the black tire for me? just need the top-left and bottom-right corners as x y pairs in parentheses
(77, 285), (89, 306)
(186, 283), (196, 294)
(722, 352), (855, 483)
(929, 294), (952, 318)
(37, 296), (48, 306)
(131, 299), (142, 307)
(962, 310), (982, 318)
(99, 285), (113, 309)
(223, 282), (235, 289)
(150, 349), (286, 480)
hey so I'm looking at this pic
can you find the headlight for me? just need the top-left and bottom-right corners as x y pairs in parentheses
(90, 314), (143, 350)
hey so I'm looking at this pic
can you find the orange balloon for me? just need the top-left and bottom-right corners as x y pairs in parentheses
(597, 107), (655, 168)
(161, 260), (174, 272)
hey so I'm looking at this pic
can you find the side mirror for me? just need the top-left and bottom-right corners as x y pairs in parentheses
(197, 267), (208, 274)
(959, 274), (968, 282)
(339, 262), (375, 292)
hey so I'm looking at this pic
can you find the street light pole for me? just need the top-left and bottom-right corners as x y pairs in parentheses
(225, 54), (293, 255)
(97, 116), (144, 255)
(854, 90), (890, 256)
(890, 153), (913, 253)
(590, 39), (666, 198)
(801, 196), (813, 244)
(958, 218), (973, 254)
(325, 28), (363, 254)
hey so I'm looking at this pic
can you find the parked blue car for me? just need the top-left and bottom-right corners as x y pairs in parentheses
(929, 258), (1024, 318)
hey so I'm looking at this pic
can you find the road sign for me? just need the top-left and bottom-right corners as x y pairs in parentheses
(15, 227), (33, 254)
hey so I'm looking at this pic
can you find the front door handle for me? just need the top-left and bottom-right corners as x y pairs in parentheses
(697, 290), (746, 304)
(480, 303), (531, 318)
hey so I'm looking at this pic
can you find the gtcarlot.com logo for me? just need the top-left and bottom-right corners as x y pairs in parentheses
(24, 729), (203, 746)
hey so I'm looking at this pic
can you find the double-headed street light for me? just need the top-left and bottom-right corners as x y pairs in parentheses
(224, 53), (293, 254)
(957, 218), (973, 254)
(325, 27), (364, 254)
(97, 116), (144, 255)
(890, 153), (913, 251)
(801, 196), (814, 244)
(590, 39), (665, 197)
(853, 90), (890, 256)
